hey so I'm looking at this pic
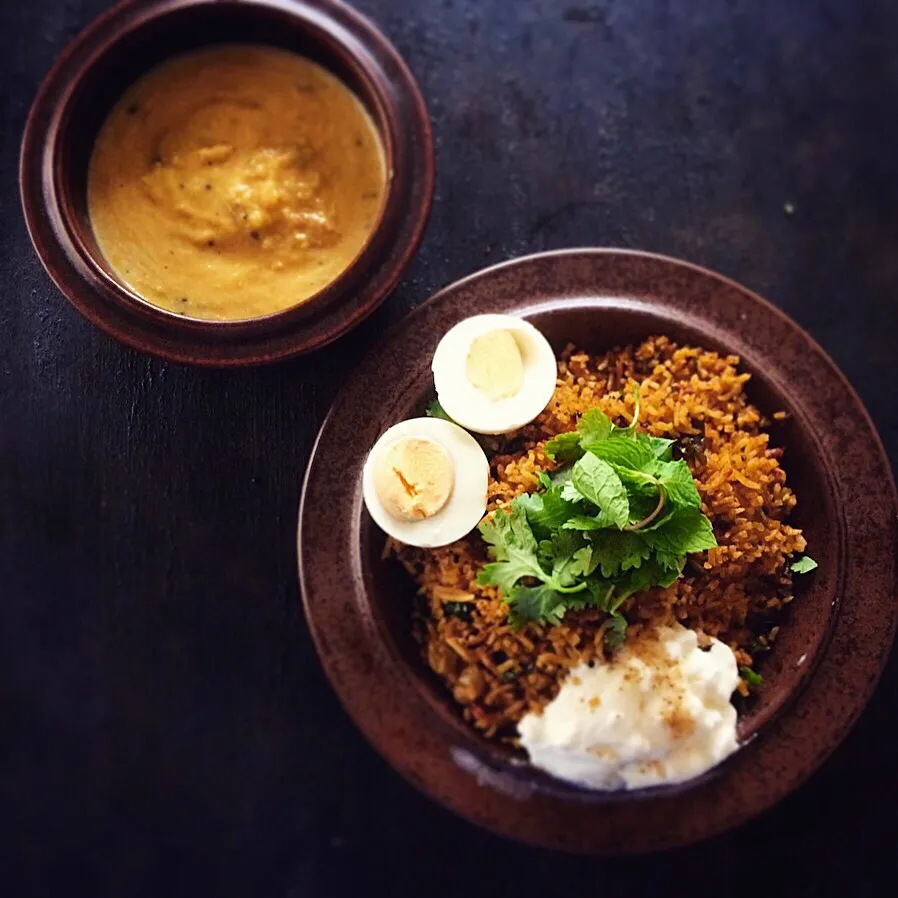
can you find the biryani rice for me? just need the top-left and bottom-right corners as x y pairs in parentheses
(391, 336), (806, 740)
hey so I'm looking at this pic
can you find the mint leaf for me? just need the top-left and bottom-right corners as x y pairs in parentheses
(645, 434), (675, 460)
(587, 433), (655, 470)
(570, 453), (629, 528)
(611, 465), (660, 499)
(641, 506), (717, 555)
(791, 555), (818, 574)
(577, 408), (614, 443)
(651, 460), (702, 510)
(544, 408), (615, 462)
(562, 511), (618, 531)
(544, 430), (582, 463)
(507, 584), (567, 626)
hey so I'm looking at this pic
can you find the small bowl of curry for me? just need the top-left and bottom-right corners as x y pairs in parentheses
(20, 0), (434, 365)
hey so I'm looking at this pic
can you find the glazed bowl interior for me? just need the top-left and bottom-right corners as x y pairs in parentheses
(58, 1), (392, 324)
(360, 302), (841, 800)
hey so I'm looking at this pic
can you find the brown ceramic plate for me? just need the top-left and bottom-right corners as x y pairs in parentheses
(298, 249), (898, 852)
(20, 0), (433, 365)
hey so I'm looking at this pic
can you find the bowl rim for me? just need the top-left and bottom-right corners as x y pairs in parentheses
(19, 0), (434, 365)
(297, 247), (898, 853)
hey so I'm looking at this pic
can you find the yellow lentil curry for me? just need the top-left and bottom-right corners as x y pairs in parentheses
(87, 45), (386, 320)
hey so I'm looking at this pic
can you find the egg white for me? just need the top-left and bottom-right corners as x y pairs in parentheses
(432, 314), (558, 434)
(362, 417), (489, 548)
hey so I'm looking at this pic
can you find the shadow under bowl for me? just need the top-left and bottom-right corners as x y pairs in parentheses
(20, 0), (434, 365)
(298, 249), (898, 853)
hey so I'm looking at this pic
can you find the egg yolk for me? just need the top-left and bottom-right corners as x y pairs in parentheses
(373, 437), (455, 521)
(465, 330), (524, 401)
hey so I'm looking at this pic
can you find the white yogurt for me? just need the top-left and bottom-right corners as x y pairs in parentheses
(518, 624), (739, 790)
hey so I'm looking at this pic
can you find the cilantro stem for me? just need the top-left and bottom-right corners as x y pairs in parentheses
(555, 582), (588, 595)
(610, 591), (629, 613)
(625, 488), (666, 532)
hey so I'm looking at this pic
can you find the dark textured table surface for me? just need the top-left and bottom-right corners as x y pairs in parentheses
(2, 1), (897, 895)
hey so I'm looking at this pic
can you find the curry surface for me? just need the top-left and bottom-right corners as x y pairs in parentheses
(87, 45), (386, 320)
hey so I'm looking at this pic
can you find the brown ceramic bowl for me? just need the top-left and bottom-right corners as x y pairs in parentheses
(19, 0), (433, 365)
(298, 249), (898, 853)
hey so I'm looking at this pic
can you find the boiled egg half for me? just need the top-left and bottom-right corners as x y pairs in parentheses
(362, 417), (489, 547)
(432, 314), (557, 434)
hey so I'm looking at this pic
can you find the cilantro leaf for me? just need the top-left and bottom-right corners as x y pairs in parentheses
(640, 506), (717, 555)
(477, 506), (544, 592)
(581, 579), (612, 610)
(426, 399), (453, 422)
(573, 545), (599, 577)
(478, 559), (535, 595)
(655, 559), (685, 587)
(547, 530), (588, 586)
(654, 547), (687, 576)
(477, 504), (589, 625)
(507, 584), (567, 627)
(537, 471), (553, 490)
(583, 579), (615, 610)
(791, 555), (818, 574)
(739, 665), (764, 688)
(550, 466), (573, 488)
(515, 489), (577, 538)
(587, 531), (651, 578)
(610, 560), (667, 604)
(479, 503), (538, 556)
(570, 453), (630, 527)
(605, 612), (628, 651)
